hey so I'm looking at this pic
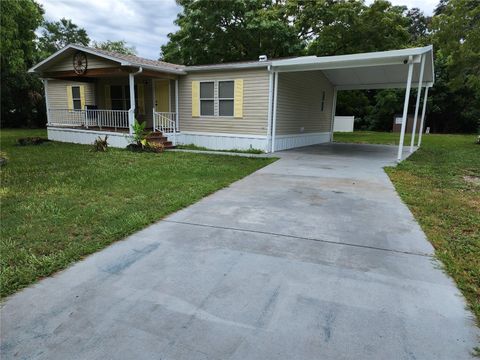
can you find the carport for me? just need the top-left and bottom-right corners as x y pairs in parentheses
(268, 46), (435, 161)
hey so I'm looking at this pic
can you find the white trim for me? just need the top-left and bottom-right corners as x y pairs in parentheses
(43, 79), (50, 124)
(177, 132), (267, 151)
(179, 131), (266, 139)
(273, 132), (331, 151)
(336, 81), (434, 91)
(175, 79), (179, 131)
(47, 127), (132, 148)
(271, 71), (279, 153)
(418, 86), (430, 147)
(266, 70), (274, 152)
(397, 57), (414, 161)
(410, 54), (426, 152)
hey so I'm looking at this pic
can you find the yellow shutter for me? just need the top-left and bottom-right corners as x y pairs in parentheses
(104, 85), (111, 109)
(66, 85), (73, 111)
(79, 85), (85, 109)
(137, 84), (145, 114)
(234, 79), (243, 118)
(192, 81), (200, 117)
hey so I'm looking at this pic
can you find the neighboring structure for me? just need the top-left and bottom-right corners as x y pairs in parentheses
(29, 44), (435, 160)
(333, 116), (355, 132)
(392, 114), (421, 133)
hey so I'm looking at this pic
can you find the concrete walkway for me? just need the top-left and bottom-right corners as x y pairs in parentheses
(1, 143), (478, 359)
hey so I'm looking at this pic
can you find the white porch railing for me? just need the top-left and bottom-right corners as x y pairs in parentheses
(47, 109), (129, 131)
(153, 110), (177, 145)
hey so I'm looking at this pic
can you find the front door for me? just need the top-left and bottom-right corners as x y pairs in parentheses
(154, 80), (170, 112)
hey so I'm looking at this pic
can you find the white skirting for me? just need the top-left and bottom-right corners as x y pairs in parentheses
(177, 131), (268, 151)
(48, 127), (132, 148)
(273, 132), (331, 151)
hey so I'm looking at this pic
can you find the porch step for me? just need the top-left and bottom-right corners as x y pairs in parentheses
(147, 132), (175, 149)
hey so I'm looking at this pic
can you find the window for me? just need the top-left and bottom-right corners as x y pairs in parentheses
(200, 81), (214, 116)
(110, 85), (138, 111)
(72, 86), (82, 110)
(218, 81), (234, 116)
(321, 90), (326, 112)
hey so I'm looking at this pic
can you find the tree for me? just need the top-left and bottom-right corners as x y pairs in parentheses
(1, 0), (45, 128)
(38, 18), (89, 58)
(405, 8), (431, 45)
(160, 0), (304, 65)
(92, 40), (136, 55)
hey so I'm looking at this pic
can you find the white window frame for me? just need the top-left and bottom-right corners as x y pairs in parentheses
(321, 90), (326, 112)
(199, 81), (215, 117)
(71, 85), (82, 111)
(218, 80), (235, 117)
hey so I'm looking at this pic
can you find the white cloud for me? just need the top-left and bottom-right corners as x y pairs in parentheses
(37, 0), (437, 61)
(37, 0), (181, 59)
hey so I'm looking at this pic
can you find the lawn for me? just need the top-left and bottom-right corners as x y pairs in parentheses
(0, 129), (275, 298)
(335, 131), (480, 323)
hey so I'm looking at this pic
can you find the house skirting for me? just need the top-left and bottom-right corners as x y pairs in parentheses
(273, 132), (331, 151)
(48, 127), (132, 148)
(177, 131), (268, 151)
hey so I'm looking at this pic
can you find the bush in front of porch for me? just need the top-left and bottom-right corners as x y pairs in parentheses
(0, 129), (276, 298)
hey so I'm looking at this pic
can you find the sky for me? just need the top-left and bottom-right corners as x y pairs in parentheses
(37, 0), (438, 60)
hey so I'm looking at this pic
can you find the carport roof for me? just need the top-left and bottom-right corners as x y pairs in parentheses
(271, 46), (434, 90)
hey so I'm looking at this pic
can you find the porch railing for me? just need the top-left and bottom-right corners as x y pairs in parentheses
(47, 109), (129, 131)
(153, 110), (177, 145)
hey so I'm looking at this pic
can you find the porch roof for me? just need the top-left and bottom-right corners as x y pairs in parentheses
(29, 44), (186, 75)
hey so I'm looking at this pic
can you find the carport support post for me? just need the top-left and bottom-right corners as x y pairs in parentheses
(266, 69), (274, 152)
(417, 86), (429, 147)
(410, 54), (425, 153)
(271, 71), (279, 153)
(329, 87), (338, 142)
(397, 57), (414, 162)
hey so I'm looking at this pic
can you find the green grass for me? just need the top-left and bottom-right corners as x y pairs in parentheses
(176, 143), (265, 154)
(335, 131), (480, 323)
(334, 130), (416, 145)
(0, 129), (275, 298)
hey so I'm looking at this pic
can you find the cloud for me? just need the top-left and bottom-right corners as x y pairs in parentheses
(37, 0), (437, 61)
(37, 0), (181, 59)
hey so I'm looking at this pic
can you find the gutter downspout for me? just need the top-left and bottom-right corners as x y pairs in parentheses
(128, 67), (143, 135)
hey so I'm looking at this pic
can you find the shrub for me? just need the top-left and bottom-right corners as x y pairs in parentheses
(16, 137), (49, 146)
(93, 136), (108, 152)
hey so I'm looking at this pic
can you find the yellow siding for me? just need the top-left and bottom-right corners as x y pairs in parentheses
(179, 69), (269, 135)
(275, 71), (334, 135)
(47, 80), (95, 110)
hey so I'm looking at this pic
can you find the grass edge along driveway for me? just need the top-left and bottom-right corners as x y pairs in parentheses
(335, 131), (480, 326)
(0, 129), (276, 299)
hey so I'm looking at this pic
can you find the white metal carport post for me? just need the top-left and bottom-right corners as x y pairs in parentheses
(410, 54), (425, 152)
(397, 56), (414, 162)
(128, 67), (143, 135)
(330, 87), (338, 142)
(271, 71), (279, 153)
(417, 86), (429, 146)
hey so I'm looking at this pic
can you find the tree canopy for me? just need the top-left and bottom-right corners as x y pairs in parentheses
(92, 40), (137, 55)
(38, 18), (90, 58)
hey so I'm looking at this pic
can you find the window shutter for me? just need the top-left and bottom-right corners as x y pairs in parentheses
(192, 81), (200, 117)
(67, 85), (73, 111)
(234, 79), (243, 118)
(104, 85), (111, 109)
(137, 84), (145, 114)
(79, 85), (86, 109)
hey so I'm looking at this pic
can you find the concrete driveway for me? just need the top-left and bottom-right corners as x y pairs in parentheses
(1, 143), (478, 359)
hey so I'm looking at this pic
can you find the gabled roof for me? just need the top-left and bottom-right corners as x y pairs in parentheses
(29, 44), (186, 75)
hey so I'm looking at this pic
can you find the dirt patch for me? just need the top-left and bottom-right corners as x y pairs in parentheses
(463, 175), (480, 186)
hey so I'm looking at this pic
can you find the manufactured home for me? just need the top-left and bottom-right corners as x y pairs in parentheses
(29, 44), (434, 159)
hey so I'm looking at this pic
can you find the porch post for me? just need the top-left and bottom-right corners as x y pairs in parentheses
(271, 71), (279, 153)
(417, 86), (429, 147)
(266, 69), (274, 152)
(128, 73), (135, 135)
(410, 54), (425, 153)
(397, 56), (414, 162)
(329, 87), (338, 142)
(43, 79), (50, 125)
(175, 79), (179, 131)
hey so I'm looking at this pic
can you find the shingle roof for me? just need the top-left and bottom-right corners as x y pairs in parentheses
(73, 44), (185, 73)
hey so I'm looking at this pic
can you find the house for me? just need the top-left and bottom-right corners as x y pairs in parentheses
(29, 44), (434, 159)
